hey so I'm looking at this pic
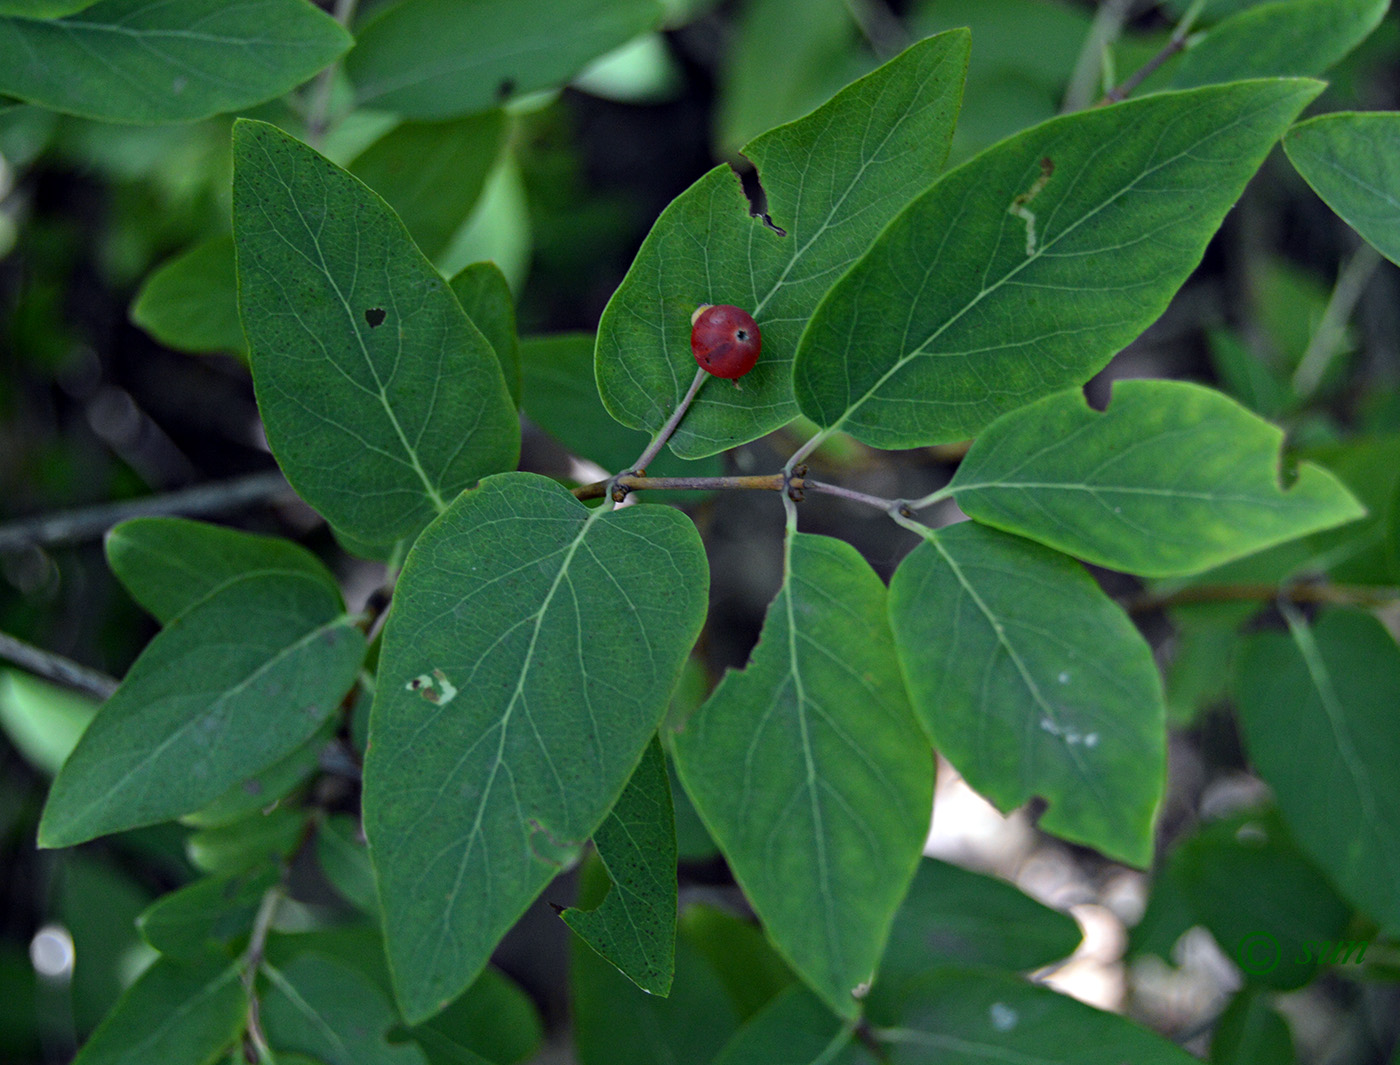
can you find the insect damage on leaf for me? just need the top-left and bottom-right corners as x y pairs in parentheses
(406, 668), (457, 705)
(1008, 157), (1055, 256)
(364, 307), (386, 327)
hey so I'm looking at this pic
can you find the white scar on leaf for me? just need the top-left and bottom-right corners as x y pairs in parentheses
(1008, 156), (1055, 256)
(406, 668), (458, 705)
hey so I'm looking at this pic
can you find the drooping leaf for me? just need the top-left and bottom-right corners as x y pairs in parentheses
(449, 261), (521, 405)
(137, 867), (278, 958)
(349, 112), (507, 264)
(1171, 0), (1388, 89)
(232, 119), (519, 549)
(106, 516), (338, 625)
(887, 523), (1164, 867)
(0, 0), (349, 123)
(1285, 111), (1400, 267)
(710, 984), (867, 1065)
(346, 0), (662, 119)
(596, 29), (970, 458)
(673, 532), (932, 1018)
(364, 472), (707, 1022)
(69, 954), (245, 1065)
(262, 953), (428, 1065)
(1234, 609), (1400, 932)
(943, 381), (1364, 578)
(560, 735), (677, 996)
(39, 572), (366, 848)
(130, 236), (245, 357)
(793, 79), (1322, 449)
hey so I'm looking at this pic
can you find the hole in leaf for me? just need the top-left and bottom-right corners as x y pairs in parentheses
(365, 308), (386, 328)
(730, 157), (787, 237)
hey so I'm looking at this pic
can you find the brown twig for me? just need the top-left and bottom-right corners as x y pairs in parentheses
(1100, 0), (1206, 104)
(573, 472), (791, 502)
(0, 630), (119, 700)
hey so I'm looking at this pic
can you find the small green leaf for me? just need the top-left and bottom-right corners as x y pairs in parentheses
(597, 29), (970, 458)
(349, 112), (507, 264)
(1171, 0), (1388, 89)
(137, 867), (278, 958)
(944, 381), (1365, 578)
(233, 119), (519, 548)
(346, 0), (662, 119)
(70, 954), (245, 1065)
(130, 236), (245, 358)
(364, 472), (707, 1022)
(39, 573), (365, 848)
(106, 516), (339, 624)
(710, 985), (862, 1065)
(673, 532), (932, 1018)
(1234, 609), (1400, 932)
(186, 804), (309, 875)
(0, 0), (350, 124)
(450, 261), (521, 406)
(561, 735), (677, 996)
(888, 523), (1163, 867)
(1285, 111), (1400, 267)
(794, 79), (1322, 448)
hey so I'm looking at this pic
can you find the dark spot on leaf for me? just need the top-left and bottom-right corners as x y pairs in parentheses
(496, 77), (516, 100)
(365, 308), (386, 328)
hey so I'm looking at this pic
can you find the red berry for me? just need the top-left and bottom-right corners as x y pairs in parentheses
(690, 304), (761, 380)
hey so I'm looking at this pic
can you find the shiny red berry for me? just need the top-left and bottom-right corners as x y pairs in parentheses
(690, 304), (761, 380)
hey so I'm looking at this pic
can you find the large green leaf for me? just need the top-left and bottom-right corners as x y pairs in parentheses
(596, 30), (970, 459)
(1171, 0), (1388, 89)
(793, 79), (1321, 449)
(38, 572), (365, 847)
(887, 523), (1163, 867)
(0, 0), (349, 123)
(232, 119), (519, 549)
(106, 516), (338, 624)
(346, 0), (662, 119)
(364, 472), (707, 1022)
(130, 236), (245, 357)
(943, 381), (1365, 578)
(69, 954), (245, 1065)
(1285, 111), (1400, 267)
(673, 532), (932, 1018)
(561, 735), (677, 996)
(1234, 609), (1400, 932)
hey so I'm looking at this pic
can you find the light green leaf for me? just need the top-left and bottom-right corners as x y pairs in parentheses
(349, 112), (507, 264)
(449, 261), (520, 406)
(0, 0), (349, 124)
(1171, 0), (1387, 89)
(877, 968), (1199, 1064)
(137, 867), (278, 958)
(232, 119), (519, 548)
(364, 472), (707, 1022)
(0, 668), (97, 776)
(887, 523), (1163, 867)
(1234, 609), (1400, 932)
(793, 79), (1322, 449)
(130, 236), (245, 357)
(106, 516), (339, 624)
(262, 954), (428, 1065)
(596, 30), (970, 459)
(673, 532), (932, 1018)
(346, 0), (662, 119)
(70, 954), (244, 1065)
(39, 572), (366, 848)
(1285, 111), (1400, 267)
(944, 381), (1365, 578)
(561, 735), (677, 996)
(186, 796), (310, 875)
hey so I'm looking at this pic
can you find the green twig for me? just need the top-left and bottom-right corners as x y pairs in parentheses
(1292, 243), (1383, 398)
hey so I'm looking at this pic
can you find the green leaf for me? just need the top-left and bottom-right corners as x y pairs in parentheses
(449, 261), (520, 406)
(944, 381), (1365, 578)
(346, 0), (662, 119)
(106, 516), (339, 624)
(232, 119), (519, 548)
(364, 471), (707, 1022)
(187, 804), (309, 874)
(0, 0), (349, 124)
(181, 721), (330, 829)
(673, 532), (932, 1018)
(130, 236), (245, 358)
(1171, 0), (1388, 89)
(262, 953), (428, 1065)
(793, 79), (1322, 449)
(39, 572), (366, 848)
(317, 813), (376, 912)
(876, 968), (1199, 1064)
(70, 954), (245, 1065)
(1211, 988), (1297, 1065)
(0, 1), (97, 15)
(137, 867), (278, 958)
(0, 668), (97, 776)
(597, 29), (970, 459)
(561, 735), (677, 996)
(887, 523), (1163, 867)
(349, 112), (507, 264)
(1303, 435), (1400, 584)
(678, 903), (795, 1020)
(1285, 111), (1400, 267)
(710, 985), (864, 1065)
(1234, 609), (1400, 932)
(410, 967), (543, 1065)
(57, 856), (154, 1034)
